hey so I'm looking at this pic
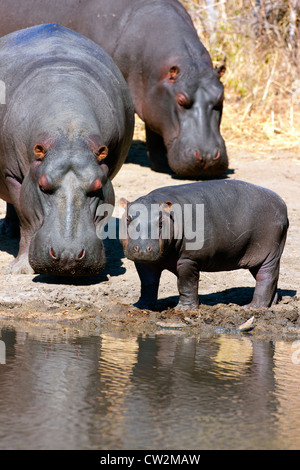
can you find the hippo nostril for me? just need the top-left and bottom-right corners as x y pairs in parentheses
(195, 151), (203, 162)
(49, 247), (58, 260)
(213, 150), (220, 160)
(77, 249), (85, 260)
(146, 246), (152, 252)
(133, 246), (139, 253)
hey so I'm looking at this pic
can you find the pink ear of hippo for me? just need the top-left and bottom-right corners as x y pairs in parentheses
(161, 201), (173, 211)
(119, 197), (130, 208)
(94, 145), (109, 162)
(33, 143), (48, 160)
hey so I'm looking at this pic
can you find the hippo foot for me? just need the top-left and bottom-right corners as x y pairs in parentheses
(174, 302), (199, 312)
(4, 254), (34, 275)
(133, 298), (157, 310)
(243, 293), (278, 309)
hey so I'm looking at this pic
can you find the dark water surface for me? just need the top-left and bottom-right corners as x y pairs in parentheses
(0, 322), (299, 450)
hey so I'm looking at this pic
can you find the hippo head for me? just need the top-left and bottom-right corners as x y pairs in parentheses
(119, 197), (174, 263)
(143, 59), (228, 177)
(21, 134), (114, 276)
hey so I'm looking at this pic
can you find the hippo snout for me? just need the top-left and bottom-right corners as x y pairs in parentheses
(125, 241), (161, 263)
(29, 231), (106, 276)
(167, 138), (227, 176)
(189, 147), (221, 165)
(49, 246), (86, 262)
(47, 245), (88, 272)
(132, 244), (153, 255)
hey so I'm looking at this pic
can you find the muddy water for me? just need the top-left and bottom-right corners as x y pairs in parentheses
(0, 322), (299, 450)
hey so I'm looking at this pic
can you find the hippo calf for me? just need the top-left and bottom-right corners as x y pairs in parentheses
(0, 24), (134, 275)
(120, 181), (288, 310)
(0, 0), (228, 177)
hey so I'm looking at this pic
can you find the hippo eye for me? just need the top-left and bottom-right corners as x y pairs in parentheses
(176, 92), (191, 109)
(38, 174), (53, 194)
(88, 178), (103, 195)
(126, 215), (132, 225)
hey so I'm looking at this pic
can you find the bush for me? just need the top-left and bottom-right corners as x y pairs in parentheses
(182, 0), (300, 152)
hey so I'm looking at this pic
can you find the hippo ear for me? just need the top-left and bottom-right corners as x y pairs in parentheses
(94, 145), (108, 162)
(33, 144), (47, 160)
(168, 66), (180, 82)
(215, 64), (226, 79)
(119, 197), (130, 208)
(161, 201), (173, 211)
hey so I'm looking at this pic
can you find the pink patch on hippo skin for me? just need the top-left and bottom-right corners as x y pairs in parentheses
(49, 247), (58, 260)
(195, 151), (203, 162)
(77, 249), (85, 260)
(213, 150), (220, 160)
(89, 178), (102, 193)
(87, 134), (102, 151)
(176, 92), (190, 108)
(100, 163), (109, 177)
(38, 173), (52, 192)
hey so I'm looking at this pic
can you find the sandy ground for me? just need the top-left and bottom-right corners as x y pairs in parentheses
(0, 123), (299, 338)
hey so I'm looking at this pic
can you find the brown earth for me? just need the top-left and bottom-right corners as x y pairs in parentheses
(0, 121), (299, 339)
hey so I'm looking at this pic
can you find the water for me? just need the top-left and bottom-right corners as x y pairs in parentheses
(0, 323), (299, 450)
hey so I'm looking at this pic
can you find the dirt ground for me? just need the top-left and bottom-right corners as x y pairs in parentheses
(0, 121), (299, 339)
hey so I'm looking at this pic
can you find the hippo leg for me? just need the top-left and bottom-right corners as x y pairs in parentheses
(245, 261), (280, 309)
(3, 179), (34, 274)
(245, 228), (287, 309)
(0, 203), (20, 238)
(175, 259), (199, 310)
(145, 126), (173, 174)
(134, 262), (162, 309)
(4, 221), (35, 274)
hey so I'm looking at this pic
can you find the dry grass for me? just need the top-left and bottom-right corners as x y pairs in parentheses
(182, 0), (300, 154)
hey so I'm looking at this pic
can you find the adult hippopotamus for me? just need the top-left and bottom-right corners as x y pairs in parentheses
(0, 0), (228, 177)
(120, 180), (288, 310)
(0, 24), (134, 275)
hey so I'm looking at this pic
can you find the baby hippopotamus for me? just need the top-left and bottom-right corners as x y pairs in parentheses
(120, 180), (289, 310)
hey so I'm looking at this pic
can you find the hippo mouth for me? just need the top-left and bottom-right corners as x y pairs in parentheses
(166, 137), (228, 177)
(28, 232), (107, 276)
(195, 149), (220, 166)
(169, 147), (227, 176)
(123, 242), (163, 264)
(29, 251), (106, 276)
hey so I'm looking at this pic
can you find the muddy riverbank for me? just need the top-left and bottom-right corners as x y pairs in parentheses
(0, 133), (299, 339)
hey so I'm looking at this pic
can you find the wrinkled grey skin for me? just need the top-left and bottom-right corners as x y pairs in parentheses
(0, 24), (134, 275)
(0, 0), (228, 177)
(120, 181), (289, 310)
